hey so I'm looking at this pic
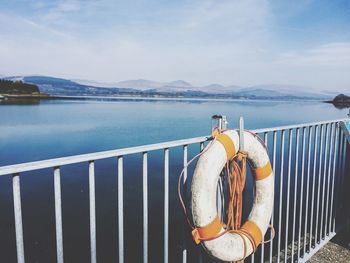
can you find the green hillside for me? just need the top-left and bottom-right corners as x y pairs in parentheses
(0, 79), (40, 95)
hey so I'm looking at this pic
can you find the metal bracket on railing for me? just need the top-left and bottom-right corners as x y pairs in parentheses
(211, 115), (228, 131)
(239, 117), (245, 152)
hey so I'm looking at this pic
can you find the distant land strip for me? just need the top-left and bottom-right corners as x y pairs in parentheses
(1, 75), (348, 103)
(325, 94), (350, 108)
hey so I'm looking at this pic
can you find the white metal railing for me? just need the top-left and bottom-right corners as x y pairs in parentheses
(0, 118), (349, 263)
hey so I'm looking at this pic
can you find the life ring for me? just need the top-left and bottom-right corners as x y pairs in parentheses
(191, 130), (274, 262)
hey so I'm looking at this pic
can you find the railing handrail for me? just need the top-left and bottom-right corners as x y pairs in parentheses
(252, 118), (347, 133)
(0, 118), (348, 176)
(0, 136), (209, 176)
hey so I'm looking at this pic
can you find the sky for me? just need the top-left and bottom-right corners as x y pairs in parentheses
(0, 0), (349, 91)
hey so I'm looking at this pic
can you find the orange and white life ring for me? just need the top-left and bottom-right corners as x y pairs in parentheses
(191, 130), (274, 262)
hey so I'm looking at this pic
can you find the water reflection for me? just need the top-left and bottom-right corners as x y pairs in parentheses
(0, 98), (42, 105)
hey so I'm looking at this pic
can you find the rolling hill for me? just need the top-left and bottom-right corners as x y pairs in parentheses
(2, 75), (335, 100)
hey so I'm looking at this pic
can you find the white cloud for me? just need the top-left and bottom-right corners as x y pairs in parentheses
(55, 1), (81, 12)
(278, 42), (350, 67)
(0, 0), (349, 91)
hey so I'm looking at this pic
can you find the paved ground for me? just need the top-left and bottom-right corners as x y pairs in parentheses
(309, 232), (350, 263)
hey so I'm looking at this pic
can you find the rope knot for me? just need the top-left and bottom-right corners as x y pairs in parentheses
(236, 150), (248, 161)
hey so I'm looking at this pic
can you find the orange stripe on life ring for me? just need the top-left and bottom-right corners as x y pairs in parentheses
(254, 162), (272, 180)
(216, 134), (236, 160)
(241, 220), (263, 249)
(192, 216), (222, 244)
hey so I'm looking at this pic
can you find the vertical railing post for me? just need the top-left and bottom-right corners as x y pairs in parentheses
(89, 161), (96, 263)
(54, 167), (64, 263)
(200, 142), (204, 152)
(284, 129), (293, 263)
(182, 145), (188, 263)
(268, 131), (277, 263)
(198, 142), (204, 263)
(340, 131), (348, 231)
(164, 148), (169, 263)
(329, 124), (339, 233)
(277, 129), (285, 263)
(297, 127), (306, 260)
(117, 156), (124, 263)
(324, 123), (335, 237)
(344, 131), (350, 234)
(260, 132), (268, 263)
(291, 128), (300, 262)
(303, 126), (313, 255)
(309, 125), (319, 249)
(333, 130), (344, 231)
(143, 152), (148, 263)
(13, 173), (25, 263)
(239, 117), (245, 150)
(320, 124), (330, 241)
(315, 124), (325, 245)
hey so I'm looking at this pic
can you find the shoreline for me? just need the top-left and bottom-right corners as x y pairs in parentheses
(0, 94), (51, 99)
(0, 94), (328, 103)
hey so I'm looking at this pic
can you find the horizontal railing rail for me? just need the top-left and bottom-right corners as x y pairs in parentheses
(0, 118), (349, 263)
(1, 118), (346, 176)
(0, 136), (209, 176)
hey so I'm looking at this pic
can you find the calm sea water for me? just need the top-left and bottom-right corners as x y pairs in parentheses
(0, 98), (347, 166)
(0, 99), (347, 263)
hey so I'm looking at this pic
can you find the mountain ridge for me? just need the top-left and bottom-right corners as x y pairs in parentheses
(2, 75), (340, 100)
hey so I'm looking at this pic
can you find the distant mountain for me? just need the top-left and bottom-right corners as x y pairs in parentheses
(114, 79), (194, 92)
(72, 79), (120, 88)
(167, 80), (192, 87)
(231, 85), (331, 99)
(1, 75), (335, 100)
(4, 76), (138, 96)
(114, 79), (165, 90)
(200, 84), (241, 94)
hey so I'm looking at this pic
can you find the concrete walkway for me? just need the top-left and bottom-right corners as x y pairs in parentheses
(309, 233), (350, 262)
